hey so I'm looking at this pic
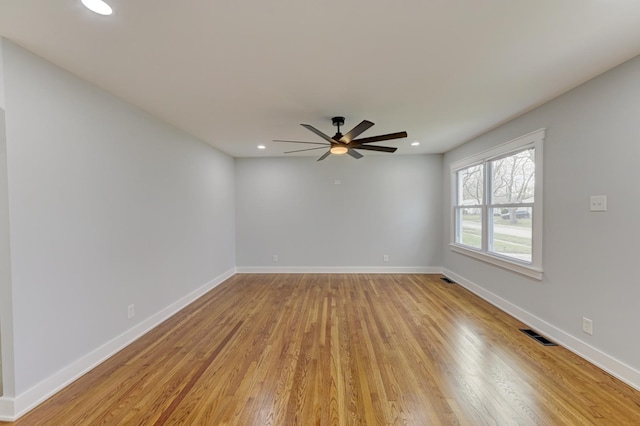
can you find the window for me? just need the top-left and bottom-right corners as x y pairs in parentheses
(450, 129), (544, 279)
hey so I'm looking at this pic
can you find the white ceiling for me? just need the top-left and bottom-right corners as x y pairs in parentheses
(2, 1), (640, 158)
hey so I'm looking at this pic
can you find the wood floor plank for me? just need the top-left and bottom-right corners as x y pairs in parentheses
(3, 273), (640, 425)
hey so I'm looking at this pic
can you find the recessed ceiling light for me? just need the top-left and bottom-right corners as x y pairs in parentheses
(411, 141), (420, 146)
(257, 145), (266, 150)
(81, 0), (113, 16)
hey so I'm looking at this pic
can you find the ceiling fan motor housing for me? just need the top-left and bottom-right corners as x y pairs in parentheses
(331, 116), (345, 127)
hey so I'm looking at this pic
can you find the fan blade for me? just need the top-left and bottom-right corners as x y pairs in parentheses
(352, 145), (397, 153)
(347, 149), (363, 159)
(317, 150), (332, 161)
(284, 147), (329, 154)
(339, 120), (374, 144)
(351, 131), (408, 144)
(301, 124), (337, 144)
(273, 140), (330, 145)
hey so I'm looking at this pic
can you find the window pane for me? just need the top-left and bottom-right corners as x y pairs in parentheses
(457, 164), (483, 206)
(457, 208), (482, 249)
(490, 149), (535, 204)
(489, 207), (532, 263)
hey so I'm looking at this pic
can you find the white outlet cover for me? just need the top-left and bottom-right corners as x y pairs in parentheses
(590, 195), (607, 212)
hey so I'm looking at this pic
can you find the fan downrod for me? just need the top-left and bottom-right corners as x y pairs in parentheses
(331, 116), (345, 138)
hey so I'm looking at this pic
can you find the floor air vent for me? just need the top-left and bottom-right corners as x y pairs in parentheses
(519, 329), (557, 346)
(440, 276), (455, 284)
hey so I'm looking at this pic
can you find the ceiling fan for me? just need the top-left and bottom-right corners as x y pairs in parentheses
(273, 116), (408, 161)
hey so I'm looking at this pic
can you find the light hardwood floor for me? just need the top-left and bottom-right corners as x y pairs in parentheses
(3, 274), (640, 425)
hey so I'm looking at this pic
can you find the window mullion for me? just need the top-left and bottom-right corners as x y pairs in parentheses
(484, 161), (491, 253)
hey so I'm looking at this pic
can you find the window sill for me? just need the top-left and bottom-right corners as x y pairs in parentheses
(449, 244), (543, 280)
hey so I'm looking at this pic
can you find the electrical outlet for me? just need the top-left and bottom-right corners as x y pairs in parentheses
(128, 304), (135, 319)
(272, 254), (278, 262)
(582, 317), (593, 335)
(383, 254), (389, 262)
(590, 195), (607, 212)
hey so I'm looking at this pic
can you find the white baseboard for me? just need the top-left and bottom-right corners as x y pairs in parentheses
(6, 266), (636, 422)
(3, 268), (236, 422)
(442, 268), (640, 392)
(0, 397), (14, 421)
(236, 266), (443, 274)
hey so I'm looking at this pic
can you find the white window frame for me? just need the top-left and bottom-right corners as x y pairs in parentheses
(450, 129), (544, 280)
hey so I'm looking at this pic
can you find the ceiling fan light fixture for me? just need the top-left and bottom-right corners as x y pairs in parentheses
(330, 145), (348, 155)
(275, 117), (407, 161)
(81, 0), (113, 15)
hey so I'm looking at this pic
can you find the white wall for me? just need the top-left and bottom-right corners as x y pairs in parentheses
(0, 38), (14, 400)
(1, 108), (13, 400)
(0, 38), (5, 109)
(236, 154), (442, 271)
(442, 54), (640, 386)
(1, 40), (236, 402)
